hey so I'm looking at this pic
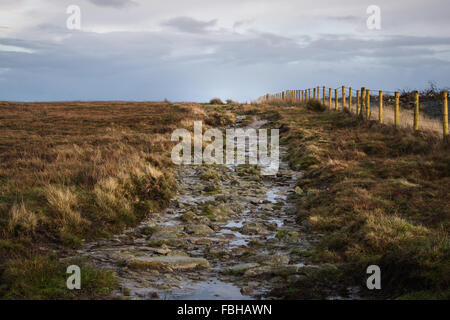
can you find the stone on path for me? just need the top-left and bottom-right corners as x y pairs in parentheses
(127, 256), (210, 271)
(185, 225), (215, 236)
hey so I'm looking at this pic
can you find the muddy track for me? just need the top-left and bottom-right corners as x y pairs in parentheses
(74, 117), (329, 300)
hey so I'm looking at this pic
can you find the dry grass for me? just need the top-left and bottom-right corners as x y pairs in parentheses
(0, 100), (238, 299)
(242, 99), (449, 299)
(344, 102), (444, 136)
(8, 202), (38, 234)
(44, 185), (85, 231)
(0, 255), (116, 299)
(0, 100), (209, 244)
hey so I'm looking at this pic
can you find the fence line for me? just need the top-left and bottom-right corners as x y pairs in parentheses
(258, 86), (449, 140)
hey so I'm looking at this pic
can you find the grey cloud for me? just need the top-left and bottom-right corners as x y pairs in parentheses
(233, 20), (254, 29)
(2, 18), (450, 101)
(87, 0), (138, 8)
(326, 15), (361, 22)
(162, 17), (218, 34)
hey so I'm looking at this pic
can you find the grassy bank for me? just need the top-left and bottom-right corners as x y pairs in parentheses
(237, 99), (449, 299)
(0, 101), (234, 299)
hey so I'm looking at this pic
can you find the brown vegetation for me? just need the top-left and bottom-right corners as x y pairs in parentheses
(0, 101), (211, 298)
(240, 99), (449, 299)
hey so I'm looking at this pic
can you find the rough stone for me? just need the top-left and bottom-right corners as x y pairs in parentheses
(127, 256), (210, 271)
(149, 225), (184, 241)
(185, 225), (214, 236)
(227, 263), (260, 274)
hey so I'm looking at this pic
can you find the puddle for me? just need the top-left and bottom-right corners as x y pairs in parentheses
(228, 239), (250, 248)
(290, 263), (306, 267)
(266, 187), (287, 203)
(220, 229), (245, 238)
(268, 218), (284, 227)
(160, 221), (180, 226)
(169, 278), (253, 300)
(225, 220), (245, 228)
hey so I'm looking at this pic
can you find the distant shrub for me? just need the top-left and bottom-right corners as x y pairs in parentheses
(306, 100), (326, 112)
(209, 98), (224, 105)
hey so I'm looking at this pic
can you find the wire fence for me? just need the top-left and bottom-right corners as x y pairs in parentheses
(257, 86), (449, 140)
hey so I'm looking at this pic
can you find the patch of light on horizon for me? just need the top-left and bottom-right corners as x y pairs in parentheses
(0, 44), (36, 54)
(85, 25), (160, 34)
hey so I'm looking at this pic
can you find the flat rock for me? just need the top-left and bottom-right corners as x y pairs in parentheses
(127, 256), (210, 271)
(185, 225), (214, 236)
(149, 225), (184, 240)
(271, 265), (320, 277)
(227, 263), (260, 274)
(243, 266), (272, 277)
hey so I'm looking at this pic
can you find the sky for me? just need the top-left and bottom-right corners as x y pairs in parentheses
(1, 0), (450, 102)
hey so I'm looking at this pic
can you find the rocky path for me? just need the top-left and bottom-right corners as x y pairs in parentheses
(75, 117), (322, 300)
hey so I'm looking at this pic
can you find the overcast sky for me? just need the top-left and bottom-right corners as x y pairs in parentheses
(1, 0), (450, 102)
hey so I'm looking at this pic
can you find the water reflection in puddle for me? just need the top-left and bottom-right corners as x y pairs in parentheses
(224, 220), (245, 228)
(169, 278), (253, 300)
(229, 239), (249, 247)
(266, 187), (287, 203)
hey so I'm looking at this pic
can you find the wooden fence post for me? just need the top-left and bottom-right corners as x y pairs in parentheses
(443, 91), (448, 140)
(323, 86), (326, 104)
(335, 89), (338, 110)
(361, 87), (366, 118)
(414, 91), (419, 131)
(342, 86), (346, 110)
(379, 90), (383, 124)
(282, 91), (285, 100)
(349, 87), (352, 112)
(356, 90), (360, 115)
(329, 88), (332, 109)
(395, 92), (400, 128)
(308, 89), (311, 100)
(317, 86), (320, 100)
(366, 89), (370, 120)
